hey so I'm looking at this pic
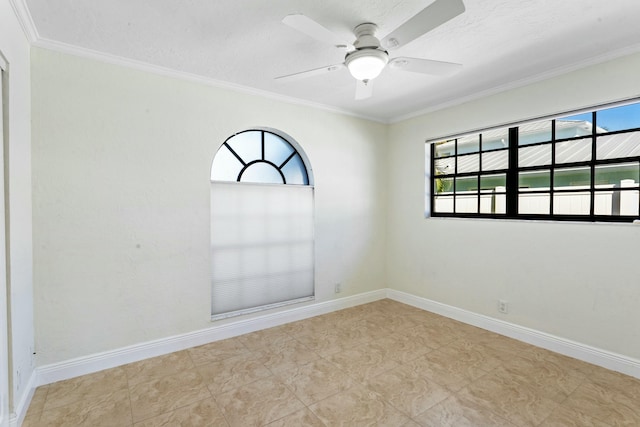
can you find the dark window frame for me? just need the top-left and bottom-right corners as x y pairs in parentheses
(429, 101), (640, 223)
(213, 129), (310, 185)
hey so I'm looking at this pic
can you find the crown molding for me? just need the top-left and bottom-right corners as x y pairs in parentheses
(7, 0), (385, 124)
(14, 1), (640, 127)
(30, 36), (386, 124)
(8, 0), (38, 43)
(389, 42), (640, 124)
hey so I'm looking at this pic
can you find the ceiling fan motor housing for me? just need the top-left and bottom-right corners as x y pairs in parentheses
(353, 23), (382, 49)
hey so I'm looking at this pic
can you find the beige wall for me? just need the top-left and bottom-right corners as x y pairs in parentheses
(0, 0), (34, 415)
(29, 32), (640, 370)
(31, 47), (389, 366)
(387, 51), (640, 359)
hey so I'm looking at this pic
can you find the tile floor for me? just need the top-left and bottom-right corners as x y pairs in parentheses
(22, 299), (640, 426)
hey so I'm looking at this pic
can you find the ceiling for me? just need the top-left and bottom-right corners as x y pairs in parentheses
(22, 0), (640, 122)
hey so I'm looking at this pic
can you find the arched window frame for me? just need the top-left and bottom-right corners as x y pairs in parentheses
(209, 127), (315, 320)
(211, 128), (314, 186)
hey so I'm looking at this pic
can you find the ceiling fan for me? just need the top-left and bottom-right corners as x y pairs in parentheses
(276, 0), (466, 100)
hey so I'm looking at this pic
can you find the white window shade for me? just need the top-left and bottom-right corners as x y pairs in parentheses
(210, 182), (314, 319)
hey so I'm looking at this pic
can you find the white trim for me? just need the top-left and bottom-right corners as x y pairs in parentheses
(386, 289), (640, 379)
(247, 127), (316, 186)
(0, 62), (7, 427)
(390, 42), (640, 124)
(27, 35), (640, 127)
(9, 0), (640, 125)
(8, 0), (39, 43)
(16, 287), (640, 423)
(30, 37), (385, 125)
(8, 370), (36, 427)
(10, 290), (384, 423)
(210, 296), (315, 321)
(35, 290), (386, 386)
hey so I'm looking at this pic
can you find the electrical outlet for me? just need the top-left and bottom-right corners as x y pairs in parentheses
(334, 283), (342, 293)
(498, 300), (508, 314)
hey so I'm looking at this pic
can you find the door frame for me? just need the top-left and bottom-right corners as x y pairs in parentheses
(0, 51), (10, 427)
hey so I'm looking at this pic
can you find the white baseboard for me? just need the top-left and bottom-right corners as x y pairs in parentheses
(11, 290), (385, 425)
(9, 369), (37, 427)
(387, 289), (640, 380)
(17, 287), (640, 425)
(36, 289), (387, 387)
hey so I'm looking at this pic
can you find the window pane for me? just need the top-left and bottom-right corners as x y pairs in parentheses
(620, 190), (639, 215)
(434, 140), (455, 158)
(597, 103), (640, 133)
(519, 120), (552, 145)
(211, 145), (243, 181)
(240, 162), (284, 184)
(456, 134), (480, 154)
(555, 138), (592, 164)
(480, 194), (507, 214)
(427, 101), (640, 222)
(480, 127), (509, 150)
(455, 176), (477, 192)
(519, 144), (551, 167)
(594, 163), (639, 187)
(434, 196), (454, 213)
(479, 195), (493, 214)
(434, 157), (454, 175)
(595, 190), (640, 216)
(519, 193), (550, 214)
(554, 167), (591, 189)
(519, 170), (550, 191)
(480, 190), (506, 214)
(481, 150), (508, 171)
(494, 194), (507, 214)
(227, 131), (262, 162)
(457, 154), (479, 173)
(480, 174), (506, 193)
(456, 195), (477, 213)
(554, 192), (590, 215)
(596, 131), (640, 160)
(556, 113), (593, 139)
(594, 191), (613, 215)
(281, 153), (308, 185)
(264, 132), (294, 166)
(434, 177), (454, 194)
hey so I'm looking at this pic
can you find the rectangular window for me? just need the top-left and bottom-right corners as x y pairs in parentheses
(428, 99), (640, 222)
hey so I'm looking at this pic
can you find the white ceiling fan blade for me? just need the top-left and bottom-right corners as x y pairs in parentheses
(355, 79), (373, 100)
(389, 57), (462, 76)
(282, 14), (353, 49)
(275, 63), (345, 83)
(381, 0), (465, 50)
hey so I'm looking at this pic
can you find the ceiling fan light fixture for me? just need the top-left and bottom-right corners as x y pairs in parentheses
(345, 49), (388, 81)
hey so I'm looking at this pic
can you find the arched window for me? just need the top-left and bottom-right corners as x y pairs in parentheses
(210, 129), (314, 319)
(211, 130), (311, 185)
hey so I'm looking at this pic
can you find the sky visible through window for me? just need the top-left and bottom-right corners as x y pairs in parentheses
(211, 130), (309, 185)
(429, 100), (640, 221)
(561, 103), (640, 132)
